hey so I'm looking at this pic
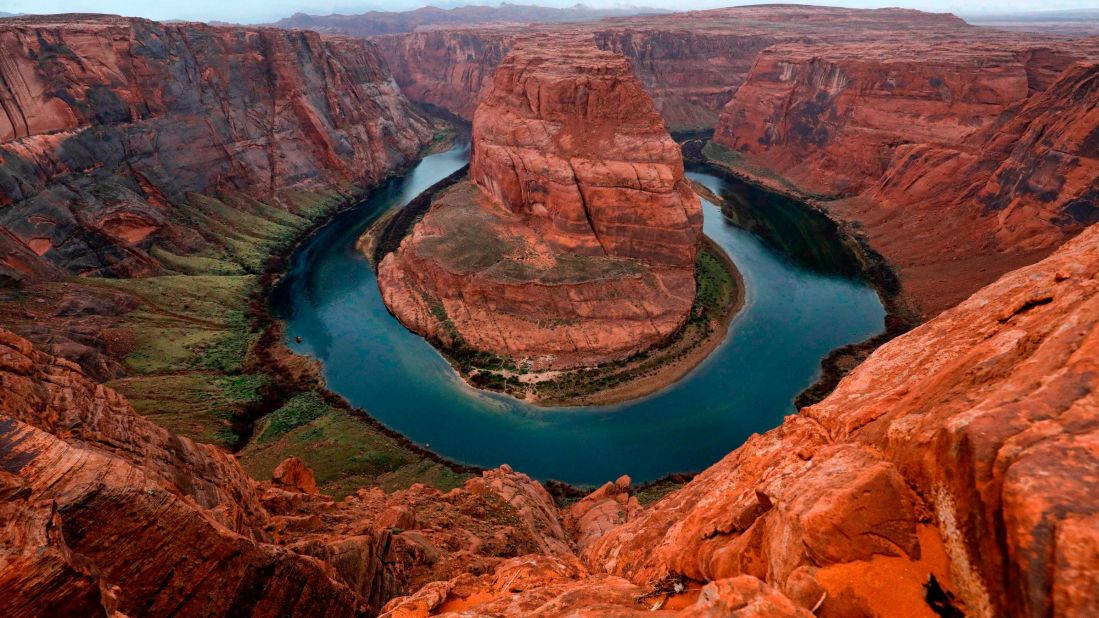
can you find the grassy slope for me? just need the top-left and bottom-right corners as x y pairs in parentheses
(76, 139), (476, 494)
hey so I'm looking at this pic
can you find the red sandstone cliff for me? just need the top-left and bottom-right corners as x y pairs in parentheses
(377, 40), (702, 370)
(0, 325), (591, 615)
(373, 6), (977, 132)
(373, 29), (513, 121)
(2, 223), (1097, 616)
(712, 42), (1098, 315)
(382, 218), (1099, 618)
(0, 15), (432, 282)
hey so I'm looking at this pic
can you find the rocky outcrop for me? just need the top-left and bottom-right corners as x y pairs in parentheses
(0, 15), (432, 281)
(0, 328), (364, 615)
(4, 211), (1099, 615)
(581, 222), (1099, 617)
(563, 474), (641, 551)
(380, 219), (1099, 618)
(377, 41), (702, 370)
(711, 42), (1099, 315)
(0, 326), (585, 615)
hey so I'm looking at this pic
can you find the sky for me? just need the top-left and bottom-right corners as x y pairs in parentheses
(0, 0), (1096, 24)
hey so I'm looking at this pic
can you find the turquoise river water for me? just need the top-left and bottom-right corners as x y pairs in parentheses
(270, 141), (884, 485)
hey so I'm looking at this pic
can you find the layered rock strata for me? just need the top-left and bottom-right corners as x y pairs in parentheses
(370, 5), (1098, 318)
(0, 15), (432, 282)
(3, 219), (1098, 614)
(712, 43), (1099, 315)
(0, 326), (590, 615)
(377, 41), (702, 370)
(374, 6), (978, 132)
(581, 221), (1099, 618)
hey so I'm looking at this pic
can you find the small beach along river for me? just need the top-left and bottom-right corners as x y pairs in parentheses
(270, 141), (884, 485)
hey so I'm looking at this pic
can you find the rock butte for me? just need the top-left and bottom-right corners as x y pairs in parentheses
(2, 217), (1098, 616)
(377, 41), (702, 370)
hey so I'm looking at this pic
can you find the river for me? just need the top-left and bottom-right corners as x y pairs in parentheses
(270, 141), (884, 485)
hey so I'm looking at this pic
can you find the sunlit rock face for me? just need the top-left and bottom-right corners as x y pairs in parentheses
(580, 221), (1099, 618)
(378, 40), (702, 370)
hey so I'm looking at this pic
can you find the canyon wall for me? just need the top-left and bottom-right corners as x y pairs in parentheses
(6, 211), (1096, 618)
(377, 40), (702, 370)
(0, 15), (432, 283)
(373, 29), (513, 121)
(712, 41), (1098, 315)
(370, 5), (1097, 318)
(0, 326), (591, 616)
(373, 6), (977, 132)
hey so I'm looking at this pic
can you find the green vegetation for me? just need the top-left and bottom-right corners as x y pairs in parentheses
(60, 175), (477, 492)
(703, 141), (818, 198)
(239, 395), (469, 499)
(253, 392), (328, 443)
(634, 478), (689, 506)
(108, 373), (269, 448)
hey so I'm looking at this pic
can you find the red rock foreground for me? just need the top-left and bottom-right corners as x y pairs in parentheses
(377, 41), (702, 370)
(4, 223), (1098, 616)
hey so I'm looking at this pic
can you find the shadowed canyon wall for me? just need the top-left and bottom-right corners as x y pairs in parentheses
(712, 41), (1099, 314)
(0, 15), (432, 284)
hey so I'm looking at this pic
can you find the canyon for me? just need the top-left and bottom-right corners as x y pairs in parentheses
(271, 4), (666, 37)
(2, 198), (1097, 616)
(0, 4), (1096, 618)
(373, 5), (1099, 316)
(377, 39), (705, 375)
(0, 15), (465, 493)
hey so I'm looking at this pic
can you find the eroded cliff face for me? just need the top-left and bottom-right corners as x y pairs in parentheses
(711, 42), (1099, 315)
(0, 326), (592, 615)
(3, 223), (1097, 616)
(377, 41), (702, 370)
(373, 29), (513, 121)
(373, 6), (977, 132)
(0, 15), (432, 282)
(381, 221), (1099, 618)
